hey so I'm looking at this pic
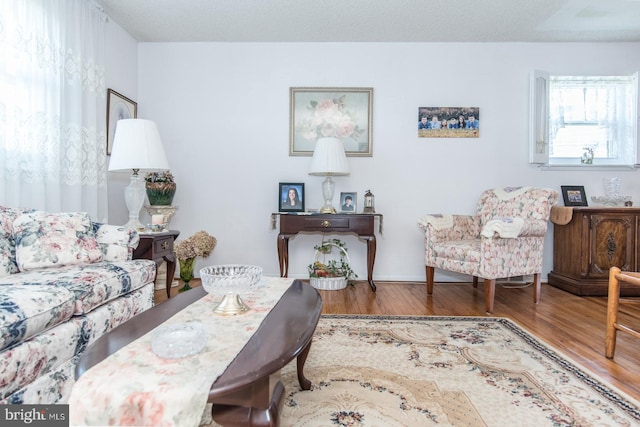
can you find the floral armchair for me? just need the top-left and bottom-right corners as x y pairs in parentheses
(417, 187), (559, 313)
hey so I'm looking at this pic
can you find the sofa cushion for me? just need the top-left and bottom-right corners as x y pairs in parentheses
(13, 211), (103, 271)
(0, 260), (156, 316)
(0, 207), (35, 278)
(0, 284), (76, 351)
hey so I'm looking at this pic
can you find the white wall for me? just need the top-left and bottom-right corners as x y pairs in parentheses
(105, 20), (139, 226)
(110, 41), (640, 282)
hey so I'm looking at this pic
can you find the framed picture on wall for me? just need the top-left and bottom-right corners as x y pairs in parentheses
(561, 185), (588, 206)
(418, 107), (479, 138)
(106, 89), (137, 155)
(340, 192), (357, 212)
(279, 183), (305, 212)
(289, 87), (373, 157)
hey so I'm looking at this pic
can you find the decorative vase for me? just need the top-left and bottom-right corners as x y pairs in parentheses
(178, 257), (195, 293)
(145, 182), (176, 206)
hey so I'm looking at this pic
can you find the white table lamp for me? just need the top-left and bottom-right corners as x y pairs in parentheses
(108, 119), (170, 230)
(309, 137), (350, 213)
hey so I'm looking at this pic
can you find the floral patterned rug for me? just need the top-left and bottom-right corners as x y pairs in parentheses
(278, 315), (640, 426)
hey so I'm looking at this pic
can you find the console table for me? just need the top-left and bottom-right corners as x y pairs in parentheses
(133, 230), (180, 299)
(274, 213), (382, 291)
(548, 207), (640, 296)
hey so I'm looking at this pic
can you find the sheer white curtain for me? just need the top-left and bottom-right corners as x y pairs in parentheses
(0, 0), (108, 221)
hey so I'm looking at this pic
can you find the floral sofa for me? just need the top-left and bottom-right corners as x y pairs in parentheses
(0, 206), (156, 404)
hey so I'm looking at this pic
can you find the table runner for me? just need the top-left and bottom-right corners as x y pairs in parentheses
(69, 277), (294, 427)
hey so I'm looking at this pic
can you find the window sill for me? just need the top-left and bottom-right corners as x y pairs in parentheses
(536, 164), (638, 171)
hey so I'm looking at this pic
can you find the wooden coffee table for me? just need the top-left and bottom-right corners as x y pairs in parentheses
(75, 280), (322, 427)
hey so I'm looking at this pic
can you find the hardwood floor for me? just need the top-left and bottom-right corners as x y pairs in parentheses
(155, 279), (640, 403)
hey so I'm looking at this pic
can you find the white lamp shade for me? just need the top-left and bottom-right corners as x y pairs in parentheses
(108, 119), (170, 172)
(309, 137), (350, 176)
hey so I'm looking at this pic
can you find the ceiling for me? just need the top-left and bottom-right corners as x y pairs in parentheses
(96, 0), (640, 43)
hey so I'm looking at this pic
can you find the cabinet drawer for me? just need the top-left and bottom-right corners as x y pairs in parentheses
(153, 237), (174, 254)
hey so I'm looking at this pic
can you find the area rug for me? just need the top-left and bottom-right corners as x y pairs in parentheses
(278, 315), (640, 426)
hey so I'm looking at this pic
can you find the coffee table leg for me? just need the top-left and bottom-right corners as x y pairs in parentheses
(297, 339), (313, 390)
(211, 380), (285, 427)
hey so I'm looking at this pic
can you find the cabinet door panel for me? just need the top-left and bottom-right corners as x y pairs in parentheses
(590, 215), (634, 275)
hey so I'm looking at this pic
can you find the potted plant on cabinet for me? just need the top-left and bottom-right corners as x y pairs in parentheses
(307, 238), (357, 290)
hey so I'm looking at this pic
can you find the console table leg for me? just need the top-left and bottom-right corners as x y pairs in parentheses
(366, 235), (377, 292)
(277, 235), (289, 277)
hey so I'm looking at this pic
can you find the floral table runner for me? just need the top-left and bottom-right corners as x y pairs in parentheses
(69, 277), (294, 427)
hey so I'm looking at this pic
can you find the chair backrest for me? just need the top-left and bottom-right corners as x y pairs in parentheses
(476, 187), (559, 228)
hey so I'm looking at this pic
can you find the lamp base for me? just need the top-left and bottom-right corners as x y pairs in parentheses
(124, 218), (146, 232)
(320, 206), (337, 214)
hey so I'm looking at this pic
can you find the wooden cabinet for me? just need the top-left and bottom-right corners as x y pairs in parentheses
(134, 230), (180, 299)
(549, 207), (640, 296)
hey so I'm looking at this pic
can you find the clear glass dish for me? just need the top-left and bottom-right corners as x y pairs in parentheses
(151, 321), (206, 359)
(199, 264), (263, 295)
(591, 195), (632, 206)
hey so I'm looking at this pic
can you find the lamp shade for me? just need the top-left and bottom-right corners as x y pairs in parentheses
(309, 137), (350, 176)
(108, 119), (170, 172)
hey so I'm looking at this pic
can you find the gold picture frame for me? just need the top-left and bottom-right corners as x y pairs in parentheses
(289, 87), (373, 157)
(106, 89), (137, 155)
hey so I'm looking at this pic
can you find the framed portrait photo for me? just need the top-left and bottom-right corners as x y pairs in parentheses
(289, 87), (373, 157)
(279, 183), (305, 212)
(106, 89), (137, 155)
(340, 192), (357, 213)
(561, 185), (588, 207)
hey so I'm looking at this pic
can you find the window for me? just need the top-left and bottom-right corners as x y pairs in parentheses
(529, 71), (639, 167)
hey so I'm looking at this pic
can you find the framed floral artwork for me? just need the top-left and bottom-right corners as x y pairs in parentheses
(289, 87), (373, 157)
(279, 182), (305, 212)
(106, 89), (137, 155)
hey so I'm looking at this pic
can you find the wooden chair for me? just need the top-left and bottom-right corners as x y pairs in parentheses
(606, 267), (640, 359)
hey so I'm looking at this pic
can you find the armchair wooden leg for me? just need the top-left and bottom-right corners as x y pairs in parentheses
(472, 276), (478, 288)
(484, 279), (496, 313)
(606, 267), (621, 359)
(426, 266), (434, 295)
(533, 273), (541, 303)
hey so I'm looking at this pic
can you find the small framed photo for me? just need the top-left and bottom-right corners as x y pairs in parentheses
(279, 183), (305, 212)
(340, 192), (357, 212)
(561, 186), (588, 206)
(107, 89), (137, 155)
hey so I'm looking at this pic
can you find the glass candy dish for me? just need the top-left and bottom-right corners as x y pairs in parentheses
(591, 195), (632, 207)
(151, 322), (205, 359)
(200, 265), (263, 315)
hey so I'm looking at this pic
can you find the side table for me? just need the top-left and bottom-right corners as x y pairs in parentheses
(133, 230), (180, 299)
(274, 213), (382, 291)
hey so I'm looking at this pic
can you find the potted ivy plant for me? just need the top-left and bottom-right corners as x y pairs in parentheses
(145, 171), (176, 206)
(308, 238), (357, 290)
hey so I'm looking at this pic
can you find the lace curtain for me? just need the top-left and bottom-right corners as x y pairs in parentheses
(549, 76), (636, 161)
(0, 0), (108, 221)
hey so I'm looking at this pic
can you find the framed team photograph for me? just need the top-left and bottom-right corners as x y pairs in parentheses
(340, 192), (357, 212)
(418, 107), (479, 138)
(561, 185), (588, 207)
(279, 183), (305, 212)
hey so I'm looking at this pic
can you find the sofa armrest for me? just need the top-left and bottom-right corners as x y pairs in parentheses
(480, 217), (548, 239)
(418, 214), (481, 241)
(93, 223), (140, 261)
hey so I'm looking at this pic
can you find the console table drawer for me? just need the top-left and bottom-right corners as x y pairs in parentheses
(303, 217), (349, 230)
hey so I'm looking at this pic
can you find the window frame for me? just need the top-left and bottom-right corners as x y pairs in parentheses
(529, 70), (639, 169)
